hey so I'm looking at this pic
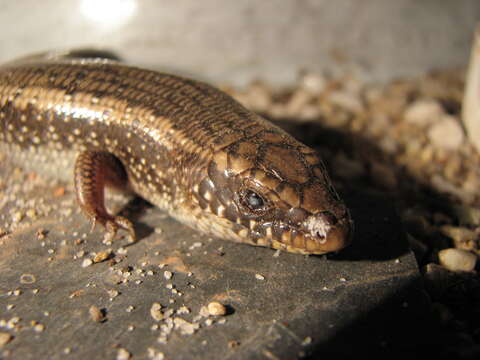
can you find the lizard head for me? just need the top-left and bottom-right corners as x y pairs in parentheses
(192, 127), (353, 255)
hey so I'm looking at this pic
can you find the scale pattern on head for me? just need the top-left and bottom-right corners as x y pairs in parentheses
(191, 123), (352, 254)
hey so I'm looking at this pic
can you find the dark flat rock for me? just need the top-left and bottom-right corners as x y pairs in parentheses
(0, 157), (430, 360)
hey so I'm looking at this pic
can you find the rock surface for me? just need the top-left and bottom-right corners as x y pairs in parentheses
(0, 151), (427, 359)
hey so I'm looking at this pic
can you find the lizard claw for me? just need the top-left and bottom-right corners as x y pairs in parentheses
(103, 216), (136, 244)
(90, 217), (97, 233)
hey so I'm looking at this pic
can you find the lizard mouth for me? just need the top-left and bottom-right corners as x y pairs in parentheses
(243, 211), (353, 255)
(271, 214), (353, 254)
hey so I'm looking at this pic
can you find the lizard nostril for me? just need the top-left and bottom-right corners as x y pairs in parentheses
(304, 211), (338, 241)
(315, 230), (327, 243)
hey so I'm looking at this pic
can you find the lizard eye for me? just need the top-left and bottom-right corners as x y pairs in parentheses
(242, 190), (266, 212)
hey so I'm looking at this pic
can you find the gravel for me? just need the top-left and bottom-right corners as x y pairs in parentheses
(438, 248), (477, 272)
(224, 67), (480, 357)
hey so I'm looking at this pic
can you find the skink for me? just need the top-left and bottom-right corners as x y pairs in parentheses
(0, 51), (352, 254)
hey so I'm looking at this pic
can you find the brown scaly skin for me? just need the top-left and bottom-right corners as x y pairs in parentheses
(0, 52), (353, 254)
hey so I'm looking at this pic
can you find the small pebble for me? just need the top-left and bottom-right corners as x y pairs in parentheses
(26, 208), (37, 218)
(150, 303), (164, 321)
(328, 90), (363, 113)
(207, 301), (227, 316)
(7, 317), (20, 329)
(199, 306), (210, 317)
(297, 104), (321, 121)
(93, 250), (111, 263)
(147, 348), (165, 360)
(53, 186), (65, 197)
(404, 99), (444, 126)
(173, 317), (199, 335)
(300, 73), (326, 94)
(177, 306), (190, 314)
(0, 332), (13, 347)
(440, 225), (477, 252)
(11, 211), (24, 223)
(163, 271), (173, 280)
(438, 248), (477, 272)
(286, 89), (313, 115)
(430, 175), (472, 203)
(228, 340), (240, 349)
(427, 115), (465, 150)
(69, 289), (85, 298)
(35, 228), (47, 240)
(302, 336), (312, 346)
(82, 259), (93, 268)
(89, 305), (105, 322)
(255, 274), (265, 280)
(116, 348), (131, 360)
(33, 323), (45, 332)
(107, 289), (119, 299)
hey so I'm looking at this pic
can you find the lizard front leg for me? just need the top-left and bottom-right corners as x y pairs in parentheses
(74, 151), (135, 243)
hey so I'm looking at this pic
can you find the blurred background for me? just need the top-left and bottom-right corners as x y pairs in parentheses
(2, 0), (479, 86)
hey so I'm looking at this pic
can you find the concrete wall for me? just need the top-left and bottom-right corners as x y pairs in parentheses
(1, 0), (479, 85)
